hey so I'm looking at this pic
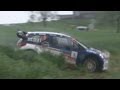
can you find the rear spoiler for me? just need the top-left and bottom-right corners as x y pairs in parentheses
(16, 31), (27, 40)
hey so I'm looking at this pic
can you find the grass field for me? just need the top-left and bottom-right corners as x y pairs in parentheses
(0, 19), (120, 79)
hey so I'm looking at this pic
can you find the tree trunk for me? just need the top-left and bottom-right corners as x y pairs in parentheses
(43, 18), (47, 27)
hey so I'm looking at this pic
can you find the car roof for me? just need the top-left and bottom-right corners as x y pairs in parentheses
(19, 31), (88, 49)
(27, 31), (71, 38)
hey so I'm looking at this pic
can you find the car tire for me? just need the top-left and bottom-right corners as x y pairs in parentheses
(84, 56), (102, 72)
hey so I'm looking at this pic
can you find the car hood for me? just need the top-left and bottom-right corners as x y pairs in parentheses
(87, 47), (110, 58)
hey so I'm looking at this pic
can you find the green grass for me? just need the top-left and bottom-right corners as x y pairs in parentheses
(0, 19), (120, 79)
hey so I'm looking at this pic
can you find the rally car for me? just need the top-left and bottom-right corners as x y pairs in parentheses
(16, 31), (110, 72)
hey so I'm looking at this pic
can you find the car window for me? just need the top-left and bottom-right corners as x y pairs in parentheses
(27, 34), (41, 44)
(56, 37), (68, 47)
(50, 36), (73, 51)
(73, 40), (85, 51)
(40, 35), (49, 47)
(27, 34), (50, 47)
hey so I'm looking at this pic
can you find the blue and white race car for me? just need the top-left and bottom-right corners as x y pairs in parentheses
(16, 31), (110, 72)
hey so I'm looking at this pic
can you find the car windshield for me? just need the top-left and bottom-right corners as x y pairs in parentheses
(72, 38), (88, 50)
(79, 42), (90, 49)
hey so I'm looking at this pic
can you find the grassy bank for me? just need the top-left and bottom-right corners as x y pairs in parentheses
(0, 19), (120, 79)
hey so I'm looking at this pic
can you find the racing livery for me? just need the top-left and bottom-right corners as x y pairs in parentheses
(16, 31), (110, 72)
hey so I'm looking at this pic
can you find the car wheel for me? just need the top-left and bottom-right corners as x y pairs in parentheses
(84, 57), (102, 72)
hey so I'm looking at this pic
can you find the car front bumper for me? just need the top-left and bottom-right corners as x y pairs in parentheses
(103, 59), (109, 70)
(101, 52), (110, 71)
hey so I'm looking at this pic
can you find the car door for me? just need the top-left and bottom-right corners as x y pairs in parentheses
(45, 35), (63, 56)
(34, 34), (50, 53)
(63, 38), (79, 64)
(49, 35), (78, 64)
(26, 34), (42, 51)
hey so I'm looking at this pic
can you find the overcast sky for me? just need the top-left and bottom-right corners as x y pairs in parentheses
(0, 11), (73, 24)
(57, 11), (73, 15)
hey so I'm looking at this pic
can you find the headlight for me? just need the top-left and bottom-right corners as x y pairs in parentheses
(102, 51), (110, 58)
(99, 53), (104, 58)
(99, 52), (110, 60)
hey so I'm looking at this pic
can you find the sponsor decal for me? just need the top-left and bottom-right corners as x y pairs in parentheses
(64, 53), (76, 64)
(71, 51), (78, 59)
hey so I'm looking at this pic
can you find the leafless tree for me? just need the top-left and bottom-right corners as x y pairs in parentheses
(28, 11), (36, 23)
(29, 11), (58, 27)
(39, 11), (51, 27)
